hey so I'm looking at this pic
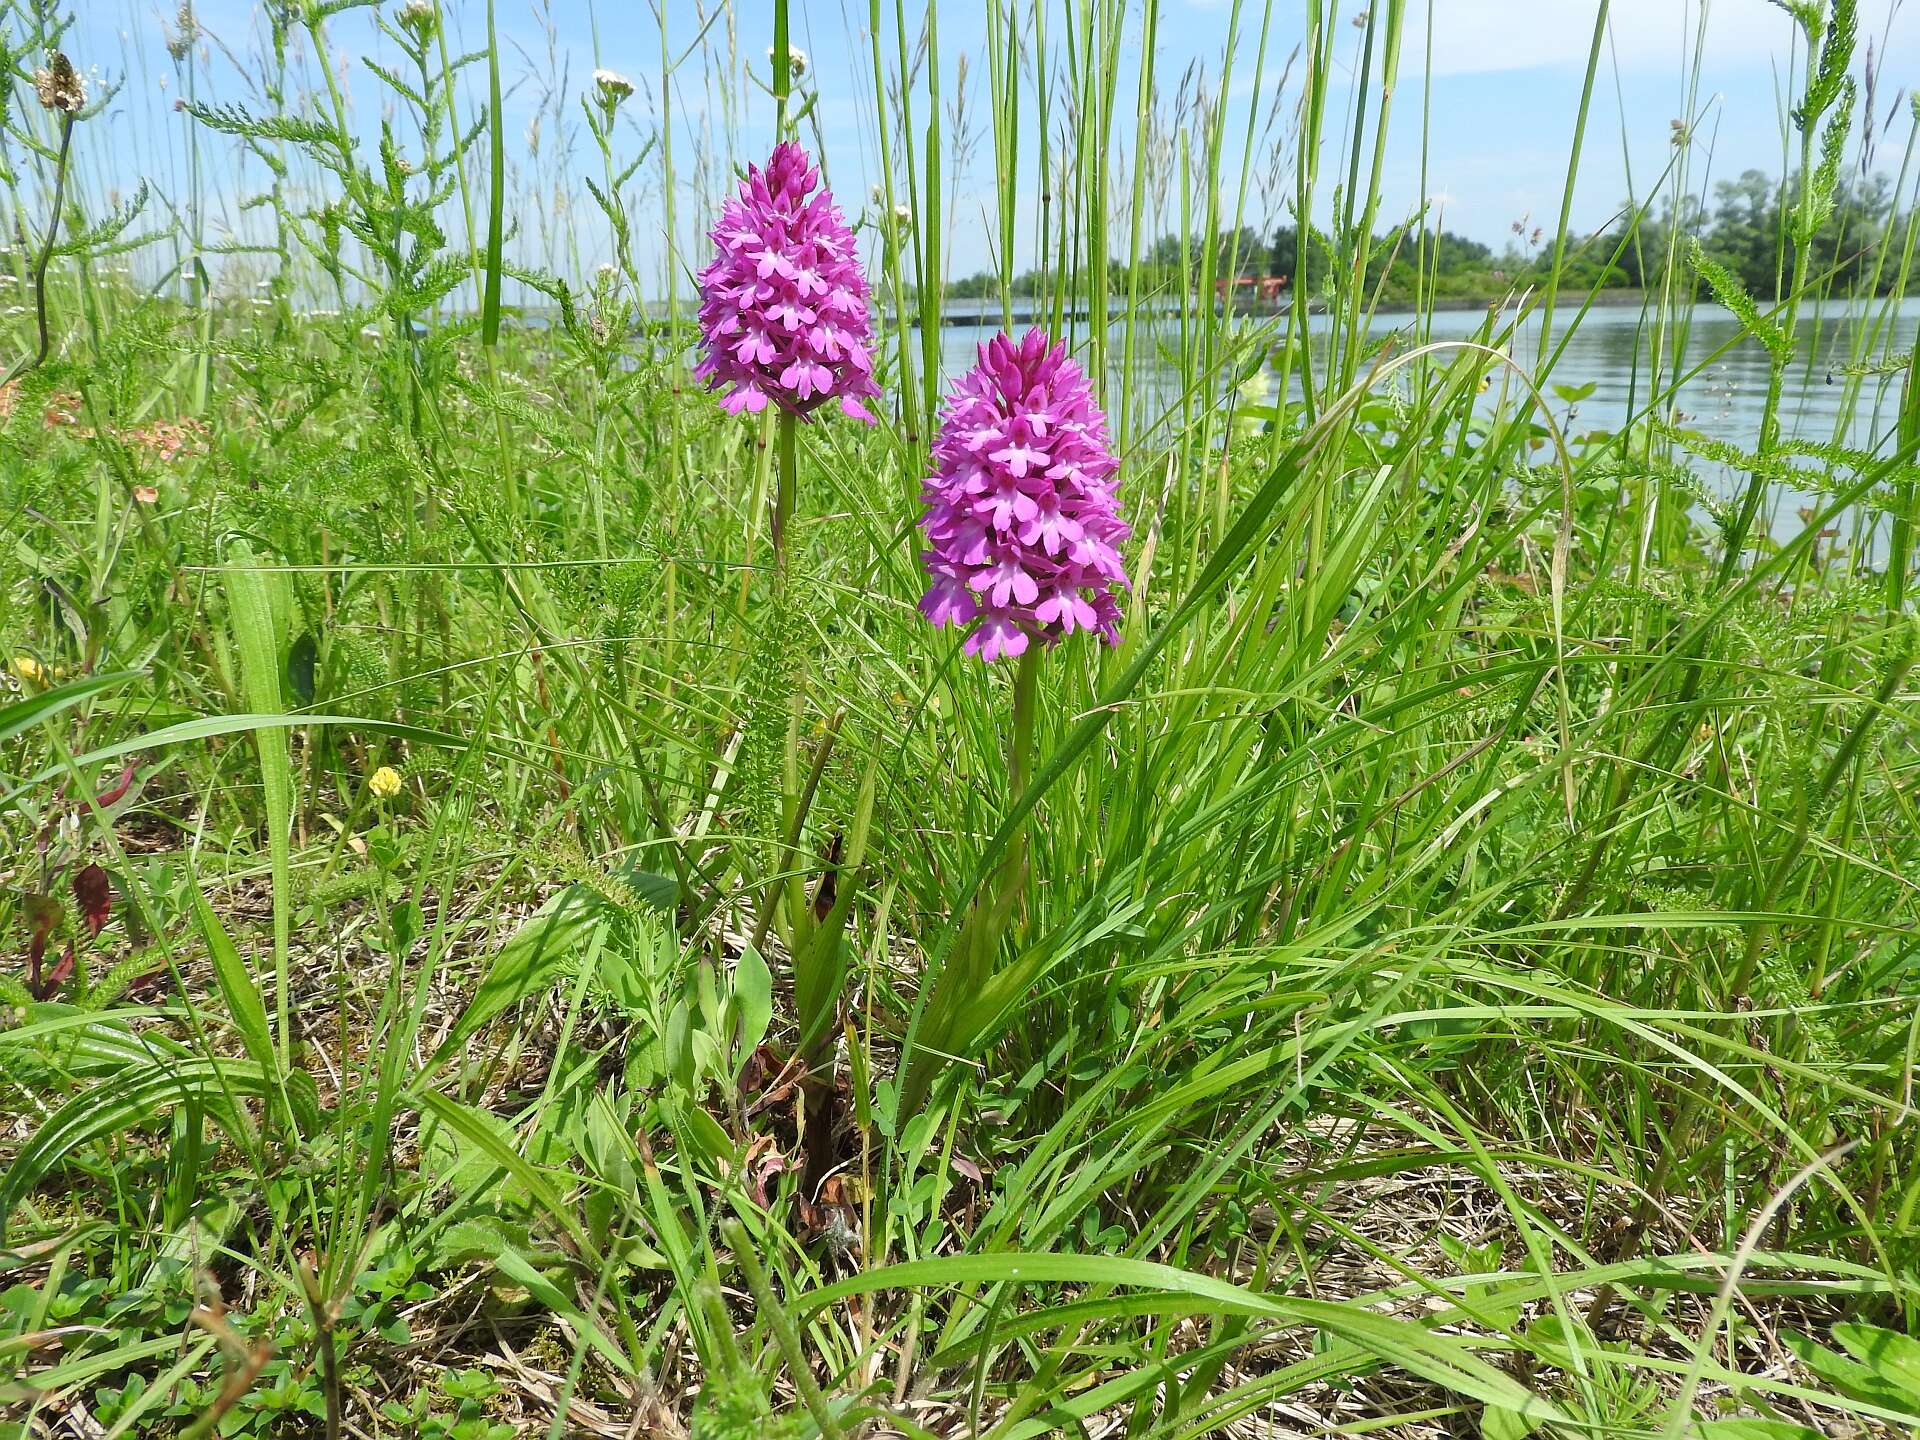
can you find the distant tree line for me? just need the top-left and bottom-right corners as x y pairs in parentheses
(939, 167), (1920, 308)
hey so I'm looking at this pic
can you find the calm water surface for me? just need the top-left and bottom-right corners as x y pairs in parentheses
(926, 298), (1919, 536)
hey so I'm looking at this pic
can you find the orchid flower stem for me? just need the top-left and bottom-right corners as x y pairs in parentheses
(1009, 644), (1041, 799)
(1003, 644), (1042, 915)
(773, 410), (799, 580)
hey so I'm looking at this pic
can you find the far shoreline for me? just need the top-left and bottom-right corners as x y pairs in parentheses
(1359, 286), (1648, 316)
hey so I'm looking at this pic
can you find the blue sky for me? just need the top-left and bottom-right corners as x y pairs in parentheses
(37, 0), (1920, 292)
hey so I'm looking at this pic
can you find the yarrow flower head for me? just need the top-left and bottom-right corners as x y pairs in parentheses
(918, 328), (1130, 662)
(397, 0), (438, 42)
(593, 68), (634, 105)
(694, 141), (879, 422)
(767, 43), (809, 78)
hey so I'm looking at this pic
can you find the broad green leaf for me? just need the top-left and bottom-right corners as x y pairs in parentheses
(0, 1004), (189, 1077)
(1832, 1324), (1920, 1402)
(1481, 1404), (1534, 1440)
(0, 671), (141, 749)
(430, 860), (675, 1064)
(734, 943), (773, 1062)
(422, 1096), (536, 1205)
(489, 1241), (575, 1316)
(222, 540), (293, 1071)
(192, 888), (278, 1097)
(424, 1215), (536, 1270)
(794, 1253), (1566, 1425)
(285, 631), (317, 707)
(410, 1090), (589, 1255)
(1785, 1332), (1907, 1412)
(0, 1059), (314, 1236)
(489, 1242), (637, 1379)
(677, 1101), (736, 1166)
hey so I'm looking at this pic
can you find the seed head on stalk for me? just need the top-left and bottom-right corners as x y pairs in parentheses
(33, 52), (86, 114)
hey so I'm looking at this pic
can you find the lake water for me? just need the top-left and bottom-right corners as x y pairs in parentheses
(928, 298), (1920, 541)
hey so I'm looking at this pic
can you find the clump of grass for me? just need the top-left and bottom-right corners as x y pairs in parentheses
(2, 0), (1919, 1437)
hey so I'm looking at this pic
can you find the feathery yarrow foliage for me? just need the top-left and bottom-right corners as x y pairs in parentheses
(919, 327), (1130, 662)
(694, 141), (879, 421)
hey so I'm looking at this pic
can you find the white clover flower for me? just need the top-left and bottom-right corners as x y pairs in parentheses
(767, 44), (808, 78)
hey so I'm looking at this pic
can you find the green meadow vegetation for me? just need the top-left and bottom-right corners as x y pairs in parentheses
(3, 0), (1920, 1436)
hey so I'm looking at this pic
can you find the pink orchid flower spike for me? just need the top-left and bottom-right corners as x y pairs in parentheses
(917, 328), (1130, 661)
(694, 141), (881, 424)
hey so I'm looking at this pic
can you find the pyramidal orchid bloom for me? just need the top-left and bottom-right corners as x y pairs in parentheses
(694, 141), (880, 423)
(918, 328), (1130, 661)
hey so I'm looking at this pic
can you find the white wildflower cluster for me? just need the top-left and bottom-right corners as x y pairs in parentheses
(594, 68), (634, 105)
(869, 186), (911, 229)
(397, 0), (438, 41)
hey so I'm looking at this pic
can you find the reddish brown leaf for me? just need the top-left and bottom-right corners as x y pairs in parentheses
(741, 1134), (792, 1209)
(94, 761), (138, 808)
(72, 864), (111, 938)
(21, 893), (62, 998)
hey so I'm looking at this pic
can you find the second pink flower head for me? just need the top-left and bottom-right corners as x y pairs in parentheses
(919, 328), (1130, 662)
(695, 141), (880, 422)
